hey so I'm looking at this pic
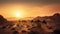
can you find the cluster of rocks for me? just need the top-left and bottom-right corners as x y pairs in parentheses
(0, 13), (60, 34)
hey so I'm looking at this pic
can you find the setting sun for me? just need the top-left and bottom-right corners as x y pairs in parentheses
(13, 10), (23, 18)
(15, 12), (21, 18)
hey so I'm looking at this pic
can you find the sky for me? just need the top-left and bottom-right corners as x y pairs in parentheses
(0, 0), (60, 19)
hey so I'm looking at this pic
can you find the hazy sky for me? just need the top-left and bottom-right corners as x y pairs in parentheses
(0, 0), (60, 18)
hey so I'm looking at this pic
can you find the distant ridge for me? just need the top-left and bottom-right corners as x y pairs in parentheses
(7, 13), (60, 21)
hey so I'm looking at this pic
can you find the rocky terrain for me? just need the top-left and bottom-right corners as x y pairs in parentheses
(0, 13), (60, 34)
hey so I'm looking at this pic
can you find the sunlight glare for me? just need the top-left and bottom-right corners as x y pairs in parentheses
(13, 10), (23, 18)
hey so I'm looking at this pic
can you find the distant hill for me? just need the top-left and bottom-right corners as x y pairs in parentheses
(20, 17), (34, 20)
(7, 17), (20, 21)
(7, 17), (34, 21)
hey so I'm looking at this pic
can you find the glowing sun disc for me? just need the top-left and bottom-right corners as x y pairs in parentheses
(15, 12), (21, 18)
(13, 10), (22, 18)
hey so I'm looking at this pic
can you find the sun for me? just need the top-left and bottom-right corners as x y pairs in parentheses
(13, 10), (23, 18)
(15, 12), (21, 18)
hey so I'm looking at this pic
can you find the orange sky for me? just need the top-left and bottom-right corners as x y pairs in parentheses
(0, 1), (60, 19)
